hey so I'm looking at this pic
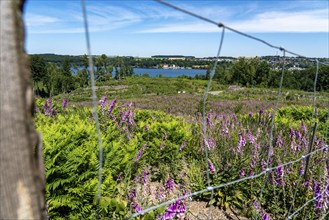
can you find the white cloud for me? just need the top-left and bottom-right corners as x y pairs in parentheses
(140, 9), (328, 33)
(25, 14), (60, 27)
(232, 9), (328, 32)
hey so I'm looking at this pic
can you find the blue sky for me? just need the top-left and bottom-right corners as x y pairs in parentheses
(24, 0), (328, 58)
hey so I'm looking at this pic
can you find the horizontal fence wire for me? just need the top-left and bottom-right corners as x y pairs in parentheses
(127, 145), (329, 219)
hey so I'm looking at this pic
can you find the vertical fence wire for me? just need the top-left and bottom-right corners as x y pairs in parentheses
(202, 27), (225, 220)
(81, 0), (104, 219)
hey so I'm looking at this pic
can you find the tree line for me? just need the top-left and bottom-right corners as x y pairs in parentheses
(30, 54), (134, 97)
(195, 57), (328, 92)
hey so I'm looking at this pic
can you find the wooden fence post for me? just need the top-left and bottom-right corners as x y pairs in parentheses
(0, 0), (45, 218)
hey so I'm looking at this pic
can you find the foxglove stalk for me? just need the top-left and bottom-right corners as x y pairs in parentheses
(44, 98), (55, 116)
(247, 130), (255, 145)
(62, 99), (68, 109)
(166, 177), (174, 192)
(239, 170), (245, 178)
(314, 181), (323, 210)
(299, 160), (305, 176)
(253, 200), (259, 211)
(237, 134), (246, 153)
(135, 144), (147, 162)
(128, 189), (136, 201)
(99, 95), (107, 113)
(301, 121), (307, 132)
(133, 202), (143, 213)
(207, 113), (213, 127)
(259, 109), (264, 115)
(121, 110), (130, 122)
(116, 173), (121, 182)
(208, 159), (216, 174)
(156, 186), (164, 201)
(108, 98), (116, 115)
(275, 165), (284, 185)
(128, 111), (135, 126)
(207, 137), (216, 150)
(262, 212), (270, 220)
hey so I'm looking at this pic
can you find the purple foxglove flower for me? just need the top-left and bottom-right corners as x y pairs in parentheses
(128, 189), (136, 201)
(208, 159), (216, 174)
(166, 177), (174, 191)
(135, 144), (147, 162)
(167, 200), (186, 214)
(179, 141), (186, 152)
(288, 128), (295, 139)
(157, 211), (175, 220)
(144, 125), (149, 132)
(249, 112), (253, 118)
(222, 125), (229, 134)
(250, 159), (257, 168)
(247, 131), (255, 145)
(116, 173), (121, 182)
(253, 200), (259, 211)
(134, 173), (141, 183)
(237, 134), (246, 153)
(301, 121), (307, 132)
(128, 111), (135, 126)
(207, 137), (216, 150)
(99, 95), (107, 113)
(262, 212), (270, 220)
(207, 113), (213, 127)
(43, 101), (48, 113)
(275, 166), (284, 185)
(44, 98), (55, 116)
(299, 160), (305, 176)
(133, 202), (143, 213)
(156, 186), (164, 201)
(259, 109), (264, 115)
(121, 110), (130, 122)
(108, 98), (116, 115)
(62, 99), (68, 109)
(314, 181), (323, 210)
(143, 169), (148, 185)
(295, 130), (302, 139)
(239, 170), (245, 178)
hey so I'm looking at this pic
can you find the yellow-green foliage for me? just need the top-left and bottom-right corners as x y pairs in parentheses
(35, 104), (192, 219)
(275, 105), (328, 138)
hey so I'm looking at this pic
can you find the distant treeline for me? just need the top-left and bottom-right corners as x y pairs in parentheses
(31, 53), (214, 69)
(29, 54), (329, 97)
(191, 57), (328, 91)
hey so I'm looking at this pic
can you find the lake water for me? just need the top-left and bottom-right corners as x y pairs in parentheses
(132, 68), (206, 78)
(72, 67), (206, 78)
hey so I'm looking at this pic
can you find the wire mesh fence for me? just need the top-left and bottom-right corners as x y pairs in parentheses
(78, 0), (329, 219)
